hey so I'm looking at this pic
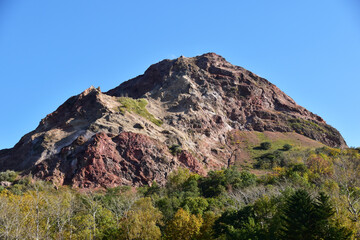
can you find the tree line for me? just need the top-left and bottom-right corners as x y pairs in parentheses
(0, 146), (359, 239)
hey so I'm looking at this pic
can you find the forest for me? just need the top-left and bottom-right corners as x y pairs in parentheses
(0, 145), (359, 239)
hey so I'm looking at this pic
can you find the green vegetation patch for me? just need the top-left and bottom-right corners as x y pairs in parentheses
(228, 131), (323, 169)
(169, 144), (182, 156)
(0, 170), (18, 182)
(288, 118), (341, 141)
(247, 133), (299, 159)
(288, 118), (326, 135)
(116, 97), (163, 126)
(253, 131), (269, 142)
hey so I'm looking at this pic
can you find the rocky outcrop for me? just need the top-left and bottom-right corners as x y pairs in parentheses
(0, 53), (347, 188)
(107, 53), (346, 148)
(31, 132), (205, 188)
(0, 181), (12, 187)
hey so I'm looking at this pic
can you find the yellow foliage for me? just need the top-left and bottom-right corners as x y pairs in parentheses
(164, 208), (203, 240)
(119, 197), (163, 240)
(307, 154), (333, 176)
(273, 167), (286, 176)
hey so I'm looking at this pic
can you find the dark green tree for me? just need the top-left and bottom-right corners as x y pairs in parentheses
(312, 192), (352, 240)
(199, 171), (226, 198)
(280, 189), (316, 240)
(280, 189), (352, 240)
(214, 204), (269, 240)
(282, 144), (292, 151)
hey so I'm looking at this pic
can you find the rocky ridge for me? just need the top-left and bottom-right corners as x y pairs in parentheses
(0, 53), (347, 188)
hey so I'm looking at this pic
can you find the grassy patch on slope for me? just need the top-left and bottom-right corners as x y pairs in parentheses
(116, 97), (163, 126)
(227, 130), (324, 168)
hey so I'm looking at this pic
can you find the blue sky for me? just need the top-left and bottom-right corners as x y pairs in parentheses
(0, 0), (359, 148)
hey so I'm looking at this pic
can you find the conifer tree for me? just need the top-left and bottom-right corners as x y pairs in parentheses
(280, 189), (352, 240)
(280, 189), (315, 240)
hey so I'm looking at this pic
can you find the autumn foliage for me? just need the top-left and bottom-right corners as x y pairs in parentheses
(0, 147), (359, 239)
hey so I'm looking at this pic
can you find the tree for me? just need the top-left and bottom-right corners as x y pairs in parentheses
(280, 189), (352, 240)
(280, 189), (315, 240)
(199, 168), (257, 198)
(260, 142), (272, 150)
(164, 208), (203, 240)
(213, 205), (266, 240)
(199, 170), (226, 198)
(156, 196), (181, 222)
(307, 154), (333, 177)
(0, 190), (27, 239)
(333, 156), (360, 223)
(312, 192), (352, 240)
(166, 168), (192, 194)
(181, 197), (209, 216)
(119, 197), (163, 240)
(198, 211), (217, 240)
(282, 144), (292, 151)
(81, 192), (103, 239)
(103, 190), (138, 225)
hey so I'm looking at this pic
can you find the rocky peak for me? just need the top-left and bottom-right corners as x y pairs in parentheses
(106, 53), (237, 98)
(38, 86), (104, 130)
(106, 53), (345, 148)
(0, 53), (347, 188)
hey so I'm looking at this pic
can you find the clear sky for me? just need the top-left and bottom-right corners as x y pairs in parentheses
(0, 0), (359, 149)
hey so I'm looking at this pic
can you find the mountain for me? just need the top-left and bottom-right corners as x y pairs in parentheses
(0, 53), (347, 188)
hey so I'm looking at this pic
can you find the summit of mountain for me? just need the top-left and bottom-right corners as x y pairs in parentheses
(108, 52), (345, 147)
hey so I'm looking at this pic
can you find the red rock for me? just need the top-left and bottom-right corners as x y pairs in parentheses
(178, 150), (205, 175)
(29, 132), (204, 188)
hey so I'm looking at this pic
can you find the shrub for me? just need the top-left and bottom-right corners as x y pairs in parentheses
(282, 144), (292, 151)
(166, 168), (191, 193)
(17, 175), (32, 186)
(199, 171), (226, 198)
(260, 142), (272, 150)
(255, 151), (286, 169)
(169, 144), (182, 156)
(223, 167), (257, 189)
(0, 170), (18, 182)
(306, 154), (333, 177)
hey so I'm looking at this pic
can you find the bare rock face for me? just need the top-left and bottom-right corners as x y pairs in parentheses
(0, 53), (347, 188)
(0, 87), (117, 171)
(31, 132), (204, 188)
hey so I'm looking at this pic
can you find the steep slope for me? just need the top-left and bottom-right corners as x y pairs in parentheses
(0, 87), (204, 187)
(107, 53), (346, 148)
(0, 53), (346, 188)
